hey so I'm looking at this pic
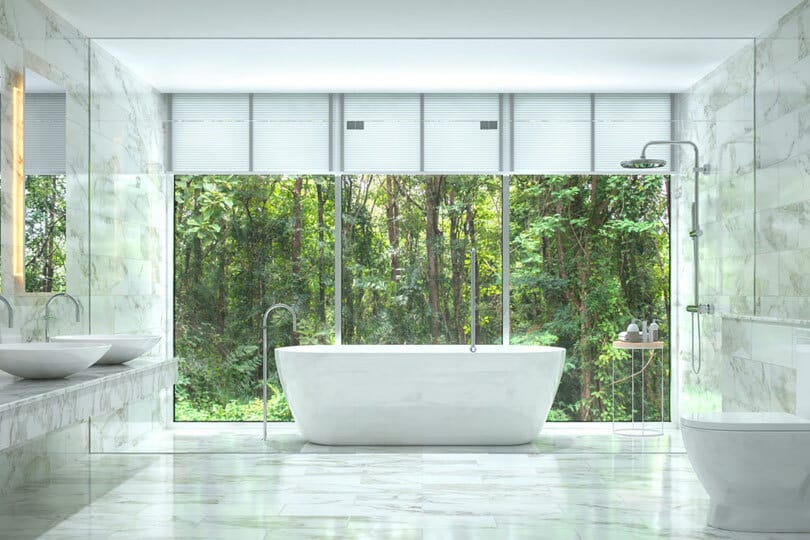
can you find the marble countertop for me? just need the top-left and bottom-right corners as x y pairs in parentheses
(0, 357), (177, 414)
(0, 357), (178, 451)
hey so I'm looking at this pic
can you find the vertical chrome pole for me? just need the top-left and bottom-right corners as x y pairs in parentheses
(334, 173), (342, 345)
(470, 248), (477, 353)
(612, 354), (615, 433)
(631, 350), (635, 429)
(502, 175), (510, 345)
(641, 349), (646, 435)
(262, 321), (268, 441)
(661, 345), (665, 433)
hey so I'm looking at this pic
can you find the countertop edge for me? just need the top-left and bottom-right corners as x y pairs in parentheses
(0, 357), (178, 415)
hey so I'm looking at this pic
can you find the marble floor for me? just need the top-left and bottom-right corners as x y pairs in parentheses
(2, 423), (806, 540)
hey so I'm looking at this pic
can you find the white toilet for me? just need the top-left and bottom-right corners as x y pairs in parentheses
(681, 412), (810, 532)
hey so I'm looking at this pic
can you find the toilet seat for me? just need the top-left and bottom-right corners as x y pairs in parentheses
(681, 411), (810, 431)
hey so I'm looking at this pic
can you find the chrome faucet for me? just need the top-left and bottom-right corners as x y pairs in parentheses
(45, 293), (81, 342)
(0, 295), (13, 328)
(470, 248), (477, 353)
(262, 303), (297, 441)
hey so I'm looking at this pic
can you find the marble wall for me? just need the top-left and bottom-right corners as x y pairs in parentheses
(0, 0), (169, 354)
(676, 0), (810, 417)
(88, 42), (170, 358)
(1, 390), (172, 495)
(0, 0), (91, 340)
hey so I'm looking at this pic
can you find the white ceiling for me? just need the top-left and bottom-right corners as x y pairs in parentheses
(41, 0), (800, 93)
(41, 0), (800, 39)
(95, 38), (752, 93)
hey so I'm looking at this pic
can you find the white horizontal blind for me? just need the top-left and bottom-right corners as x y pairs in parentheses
(343, 94), (420, 172)
(423, 94), (500, 172)
(172, 94), (250, 173)
(513, 94), (591, 172)
(252, 94), (330, 172)
(24, 93), (65, 175)
(594, 94), (671, 172)
(168, 93), (672, 175)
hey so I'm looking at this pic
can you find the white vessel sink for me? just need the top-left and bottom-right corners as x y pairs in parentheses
(50, 334), (161, 365)
(0, 343), (110, 379)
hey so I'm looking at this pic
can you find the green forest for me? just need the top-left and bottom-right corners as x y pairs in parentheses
(25, 174), (67, 293)
(174, 173), (669, 422)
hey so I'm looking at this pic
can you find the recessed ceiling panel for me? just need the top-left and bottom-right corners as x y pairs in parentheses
(42, 0), (800, 39)
(93, 38), (753, 93)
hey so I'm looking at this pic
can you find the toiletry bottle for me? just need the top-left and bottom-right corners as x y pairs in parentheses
(642, 320), (649, 342)
(650, 319), (659, 342)
(626, 320), (641, 342)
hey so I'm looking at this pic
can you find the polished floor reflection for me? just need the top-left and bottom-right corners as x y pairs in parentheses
(1, 424), (803, 539)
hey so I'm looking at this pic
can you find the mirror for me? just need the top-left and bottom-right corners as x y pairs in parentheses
(23, 69), (66, 294)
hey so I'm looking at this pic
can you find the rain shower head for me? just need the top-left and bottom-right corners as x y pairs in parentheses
(620, 157), (667, 169)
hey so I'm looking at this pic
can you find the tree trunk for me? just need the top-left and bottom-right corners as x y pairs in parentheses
(386, 176), (401, 283)
(291, 177), (303, 276)
(449, 191), (464, 343)
(190, 186), (204, 315)
(466, 202), (478, 344)
(316, 180), (326, 324)
(342, 178), (355, 343)
(425, 175), (443, 340)
(216, 231), (228, 334)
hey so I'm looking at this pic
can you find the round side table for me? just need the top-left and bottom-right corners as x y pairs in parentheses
(611, 340), (665, 437)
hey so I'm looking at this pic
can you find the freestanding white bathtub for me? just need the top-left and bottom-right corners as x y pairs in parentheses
(275, 345), (566, 445)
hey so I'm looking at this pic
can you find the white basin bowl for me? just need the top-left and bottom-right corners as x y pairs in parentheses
(50, 334), (161, 365)
(0, 343), (110, 379)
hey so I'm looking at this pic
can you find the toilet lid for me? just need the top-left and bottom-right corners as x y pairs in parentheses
(681, 412), (810, 431)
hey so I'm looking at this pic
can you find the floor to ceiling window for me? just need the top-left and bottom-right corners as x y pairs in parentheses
(170, 92), (672, 423)
(172, 172), (670, 423)
(510, 174), (670, 421)
(341, 174), (502, 345)
(173, 174), (334, 421)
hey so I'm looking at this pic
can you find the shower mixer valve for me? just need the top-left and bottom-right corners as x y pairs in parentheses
(686, 304), (714, 315)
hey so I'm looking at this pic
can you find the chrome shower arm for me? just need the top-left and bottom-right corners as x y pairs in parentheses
(641, 140), (708, 174)
(638, 140), (707, 307)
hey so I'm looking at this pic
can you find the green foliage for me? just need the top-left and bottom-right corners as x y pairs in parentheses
(510, 174), (670, 421)
(25, 174), (66, 293)
(175, 173), (669, 423)
(174, 175), (334, 421)
(341, 175), (502, 345)
(174, 384), (292, 421)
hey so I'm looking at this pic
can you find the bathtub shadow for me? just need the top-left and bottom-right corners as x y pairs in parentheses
(299, 441), (553, 454)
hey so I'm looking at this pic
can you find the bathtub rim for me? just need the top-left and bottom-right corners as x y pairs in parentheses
(276, 344), (566, 355)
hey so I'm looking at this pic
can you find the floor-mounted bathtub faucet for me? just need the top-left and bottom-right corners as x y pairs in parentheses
(470, 248), (477, 353)
(44, 293), (81, 342)
(262, 303), (296, 441)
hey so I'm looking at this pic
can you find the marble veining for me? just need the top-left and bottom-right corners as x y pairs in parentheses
(0, 0), (170, 361)
(0, 357), (177, 451)
(676, 0), (810, 416)
(0, 424), (779, 540)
